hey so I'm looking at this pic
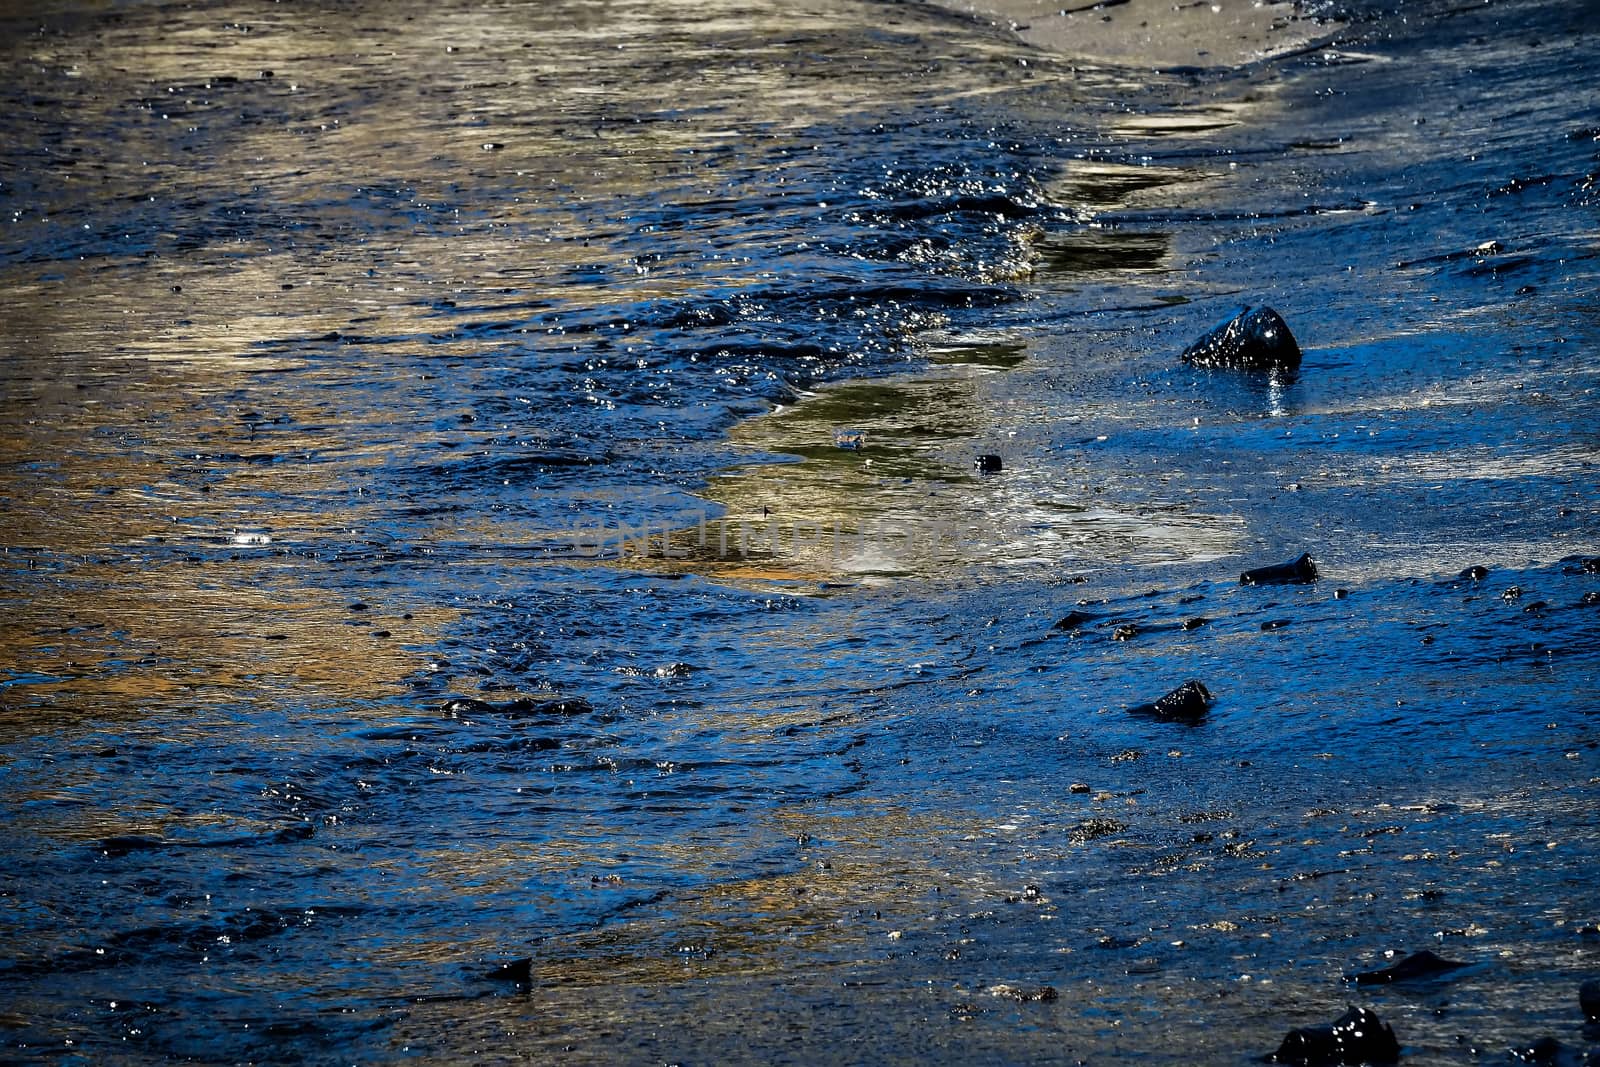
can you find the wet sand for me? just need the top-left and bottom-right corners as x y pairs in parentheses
(3, 0), (1599, 1063)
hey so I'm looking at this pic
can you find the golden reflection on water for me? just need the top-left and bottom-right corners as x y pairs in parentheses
(1, 322), (455, 725)
(616, 343), (1244, 582)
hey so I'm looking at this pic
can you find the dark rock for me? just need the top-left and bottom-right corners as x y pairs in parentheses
(1181, 616), (1210, 630)
(1503, 585), (1524, 602)
(1508, 1037), (1600, 1065)
(1348, 949), (1468, 984)
(1129, 680), (1213, 723)
(1459, 564), (1490, 581)
(1512, 1037), (1563, 1064)
(99, 835), (167, 856)
(1272, 1006), (1400, 1065)
(1182, 305), (1302, 370)
(486, 957), (532, 990)
(1261, 619), (1291, 631)
(1242, 553), (1319, 586)
(1069, 817), (1128, 844)
(441, 696), (593, 718)
(975, 454), (1003, 473)
(988, 983), (1058, 1002)
(1112, 623), (1139, 641)
(1095, 934), (1140, 950)
(1582, 978), (1600, 1022)
(1581, 591), (1600, 606)
(1053, 609), (1098, 632)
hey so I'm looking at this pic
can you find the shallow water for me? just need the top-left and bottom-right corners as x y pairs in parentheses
(2, 0), (1599, 1063)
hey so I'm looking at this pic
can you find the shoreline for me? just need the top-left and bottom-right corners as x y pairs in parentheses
(921, 0), (1343, 68)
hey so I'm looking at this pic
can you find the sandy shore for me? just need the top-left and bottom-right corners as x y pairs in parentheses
(927, 0), (1340, 67)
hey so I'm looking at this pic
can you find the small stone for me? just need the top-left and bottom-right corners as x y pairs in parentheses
(834, 428), (866, 450)
(1069, 783), (1091, 794)
(1241, 553), (1318, 586)
(975, 454), (1003, 473)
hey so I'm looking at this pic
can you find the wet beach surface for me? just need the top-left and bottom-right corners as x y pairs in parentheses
(2, 0), (1599, 1063)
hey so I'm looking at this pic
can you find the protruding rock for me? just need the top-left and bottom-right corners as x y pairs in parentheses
(1129, 680), (1213, 723)
(1241, 553), (1319, 586)
(975, 454), (1003, 473)
(1581, 977), (1600, 1022)
(1348, 949), (1468, 984)
(1182, 306), (1301, 370)
(1272, 1006), (1400, 1065)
